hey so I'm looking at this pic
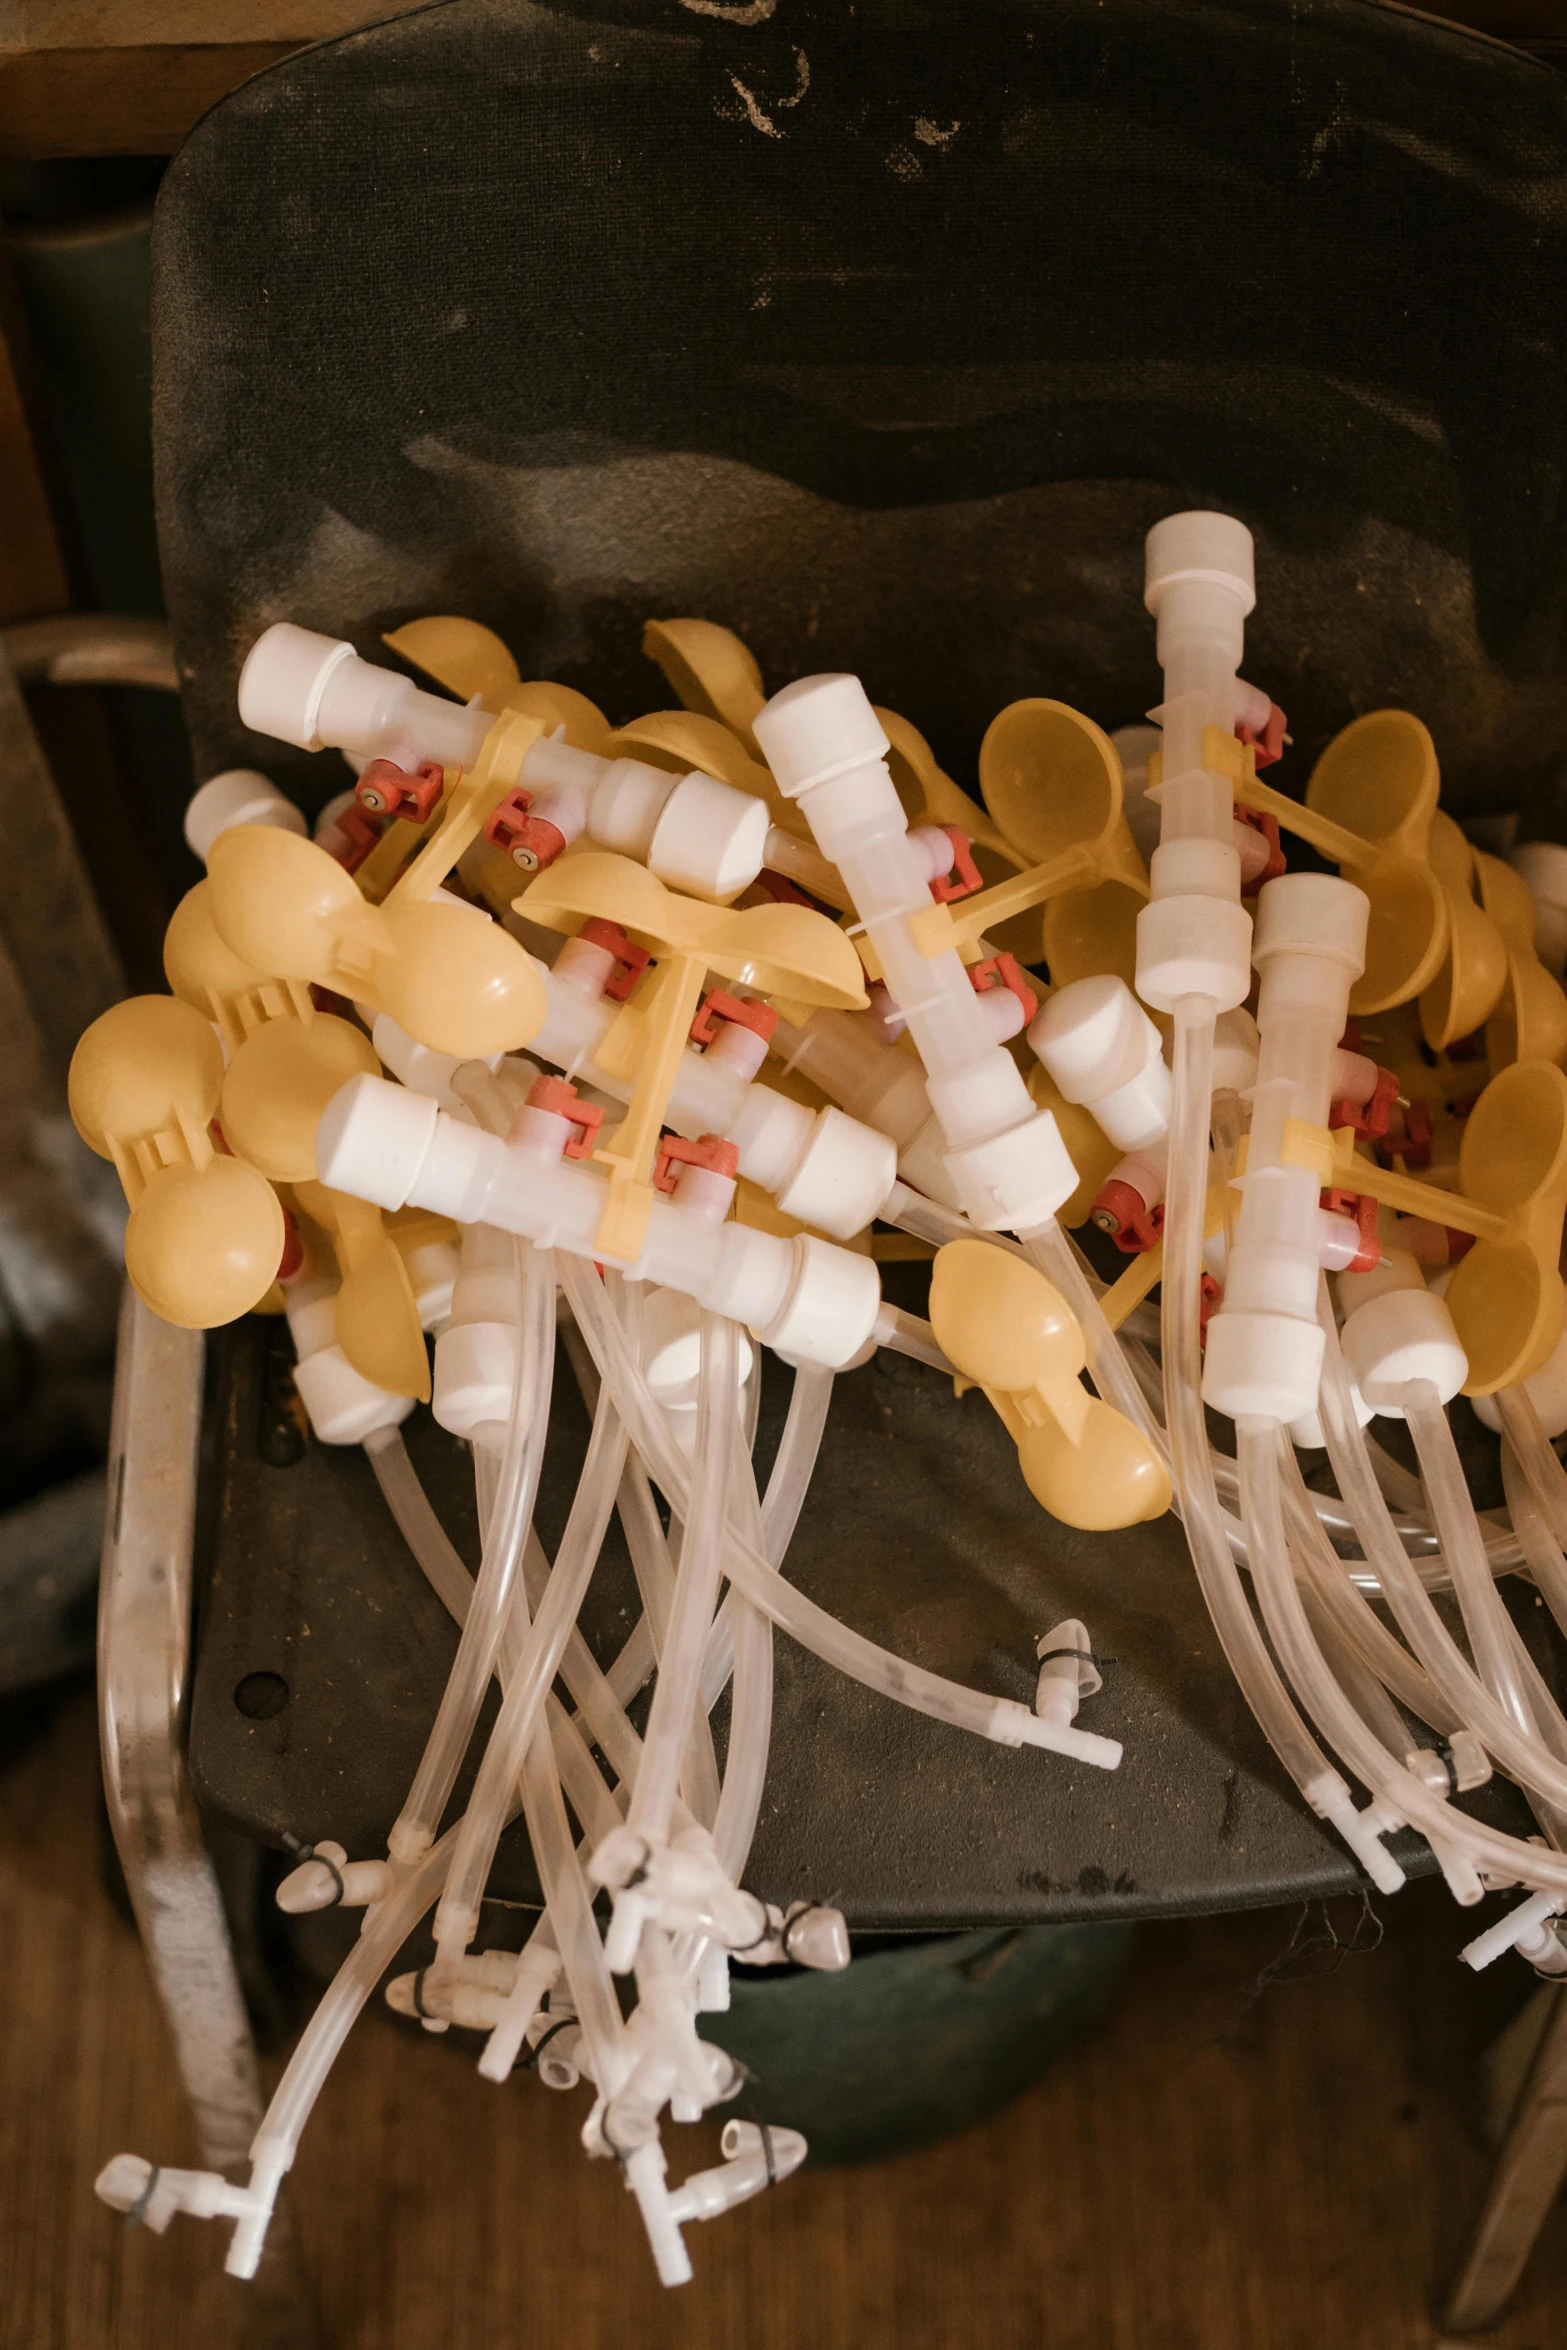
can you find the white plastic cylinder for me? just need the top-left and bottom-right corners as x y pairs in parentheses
(753, 674), (1075, 1232)
(1028, 976), (1171, 1151)
(184, 769), (307, 864)
(1203, 873), (1369, 1424)
(1136, 511), (1257, 1013)
(317, 1073), (882, 1370)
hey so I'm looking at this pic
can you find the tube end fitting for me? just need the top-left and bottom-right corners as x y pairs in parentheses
(1202, 1310), (1325, 1425)
(752, 674), (890, 798)
(1252, 871), (1369, 977)
(237, 621), (358, 751)
(1144, 511), (1256, 618)
(316, 1073), (439, 1211)
(184, 769), (307, 865)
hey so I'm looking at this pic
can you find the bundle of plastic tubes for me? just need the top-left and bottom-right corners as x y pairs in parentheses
(79, 510), (1567, 2288)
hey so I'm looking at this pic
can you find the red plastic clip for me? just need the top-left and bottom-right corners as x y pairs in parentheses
(523, 1074), (603, 1160)
(356, 758), (446, 824)
(1236, 702), (1288, 769)
(691, 990), (779, 1048)
(928, 826), (983, 905)
(967, 952), (1039, 1026)
(1376, 1098), (1433, 1172)
(276, 1209), (305, 1282)
(330, 802), (384, 875)
(577, 918), (651, 1002)
(1322, 1188), (1382, 1274)
(1330, 1064), (1400, 1143)
(1090, 1178), (1164, 1254)
(1198, 1272), (1224, 1345)
(484, 786), (567, 874)
(750, 870), (815, 909)
(653, 1133), (741, 1193)
(1234, 805), (1287, 887)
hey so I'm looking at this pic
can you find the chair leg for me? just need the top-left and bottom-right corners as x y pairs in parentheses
(1443, 1982), (1567, 2333)
(99, 1287), (323, 2343)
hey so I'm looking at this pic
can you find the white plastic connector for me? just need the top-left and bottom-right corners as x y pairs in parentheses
(318, 1074), (882, 1369)
(1033, 1617), (1102, 1731)
(1203, 873), (1370, 1424)
(1029, 977), (1171, 1151)
(183, 768), (307, 864)
(275, 1839), (390, 1913)
(283, 1269), (413, 1444)
(1342, 1288), (1468, 1416)
(1461, 1888), (1566, 1972)
(753, 673), (1077, 1234)
(1135, 511), (1258, 1014)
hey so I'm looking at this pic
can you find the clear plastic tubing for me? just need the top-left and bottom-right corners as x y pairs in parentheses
(710, 1429), (774, 1882)
(388, 1237), (555, 1865)
(1237, 1417), (1567, 1895)
(625, 1314), (739, 1850)
(559, 1256), (1119, 1764)
(1499, 1415), (1567, 1642)
(433, 1374), (631, 1956)
(1404, 1386), (1555, 1744)
(1160, 1004), (1351, 1826)
(1316, 1310), (1567, 1814)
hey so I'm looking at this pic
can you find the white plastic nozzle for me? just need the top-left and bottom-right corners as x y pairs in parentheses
(183, 768), (307, 864)
(1033, 1617), (1102, 1731)
(1461, 1889), (1564, 1972)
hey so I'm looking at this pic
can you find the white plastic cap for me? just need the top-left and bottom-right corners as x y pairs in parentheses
(640, 1288), (754, 1411)
(291, 1343), (414, 1445)
(1135, 891), (1254, 1015)
(237, 622), (359, 751)
(1144, 512), (1256, 617)
(1212, 1007), (1261, 1093)
(773, 1106), (897, 1241)
(433, 1320), (519, 1438)
(760, 1235), (881, 1368)
(1202, 1309), (1325, 1425)
(752, 674), (891, 798)
(1473, 1310), (1567, 1436)
(183, 769), (307, 864)
(1029, 976), (1160, 1103)
(1341, 1287), (1467, 1414)
(942, 1106), (1079, 1233)
(1252, 871), (1369, 977)
(317, 1074), (440, 1211)
(648, 771), (771, 902)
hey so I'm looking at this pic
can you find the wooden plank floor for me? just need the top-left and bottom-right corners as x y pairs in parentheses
(3, 1686), (1566, 2350)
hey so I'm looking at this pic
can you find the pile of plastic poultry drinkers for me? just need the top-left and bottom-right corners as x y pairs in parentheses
(75, 510), (1567, 2285)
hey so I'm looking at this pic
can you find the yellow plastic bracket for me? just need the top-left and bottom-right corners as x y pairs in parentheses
(928, 1238), (1170, 1529)
(1279, 1061), (1567, 1393)
(385, 709), (544, 909)
(517, 851), (868, 1263)
(293, 1176), (431, 1401)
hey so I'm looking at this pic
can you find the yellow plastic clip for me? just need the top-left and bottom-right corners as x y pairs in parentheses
(206, 825), (547, 1061)
(909, 701), (1148, 962)
(928, 1239), (1171, 1529)
(68, 996), (284, 1328)
(1474, 849), (1567, 1071)
(517, 852), (867, 1262)
(293, 1176), (431, 1402)
(163, 879), (380, 1184)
